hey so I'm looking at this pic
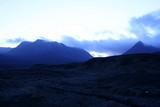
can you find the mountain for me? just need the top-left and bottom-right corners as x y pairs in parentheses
(6, 39), (93, 66)
(123, 41), (160, 55)
(0, 54), (31, 68)
(0, 47), (12, 54)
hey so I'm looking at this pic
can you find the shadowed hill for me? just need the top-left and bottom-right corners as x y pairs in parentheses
(79, 54), (160, 74)
(1, 54), (160, 106)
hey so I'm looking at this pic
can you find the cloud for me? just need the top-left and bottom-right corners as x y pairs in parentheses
(6, 38), (25, 44)
(61, 36), (137, 56)
(95, 29), (138, 40)
(130, 10), (160, 46)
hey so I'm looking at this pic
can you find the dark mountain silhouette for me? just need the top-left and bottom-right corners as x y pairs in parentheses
(0, 47), (12, 54)
(123, 41), (160, 55)
(6, 39), (92, 66)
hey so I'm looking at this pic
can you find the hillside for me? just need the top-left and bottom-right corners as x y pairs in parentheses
(0, 54), (160, 106)
(80, 53), (160, 73)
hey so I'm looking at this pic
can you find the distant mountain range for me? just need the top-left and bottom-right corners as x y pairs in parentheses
(123, 41), (160, 55)
(0, 39), (92, 68)
(1, 40), (160, 68)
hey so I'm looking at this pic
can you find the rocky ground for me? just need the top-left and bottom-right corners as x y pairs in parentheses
(0, 54), (160, 107)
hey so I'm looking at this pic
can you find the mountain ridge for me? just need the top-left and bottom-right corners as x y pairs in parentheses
(3, 39), (92, 67)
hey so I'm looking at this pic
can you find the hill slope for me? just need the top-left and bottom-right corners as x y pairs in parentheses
(80, 54), (160, 74)
(1, 54), (160, 106)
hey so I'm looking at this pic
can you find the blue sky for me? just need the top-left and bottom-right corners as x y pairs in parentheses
(1, 0), (160, 56)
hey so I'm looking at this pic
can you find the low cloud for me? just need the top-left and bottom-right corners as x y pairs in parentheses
(61, 36), (137, 56)
(5, 10), (160, 56)
(130, 10), (160, 46)
(6, 38), (25, 44)
(62, 9), (160, 56)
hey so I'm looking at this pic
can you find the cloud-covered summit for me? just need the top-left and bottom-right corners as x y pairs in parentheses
(61, 10), (160, 56)
(2, 9), (160, 57)
(130, 10), (160, 47)
(6, 38), (25, 44)
(61, 36), (137, 56)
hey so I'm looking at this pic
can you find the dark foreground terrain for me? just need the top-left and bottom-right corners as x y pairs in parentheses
(0, 54), (160, 107)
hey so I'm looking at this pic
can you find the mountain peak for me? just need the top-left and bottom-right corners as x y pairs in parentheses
(135, 41), (145, 46)
(123, 41), (160, 55)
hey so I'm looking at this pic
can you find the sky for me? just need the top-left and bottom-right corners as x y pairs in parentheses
(0, 0), (160, 57)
